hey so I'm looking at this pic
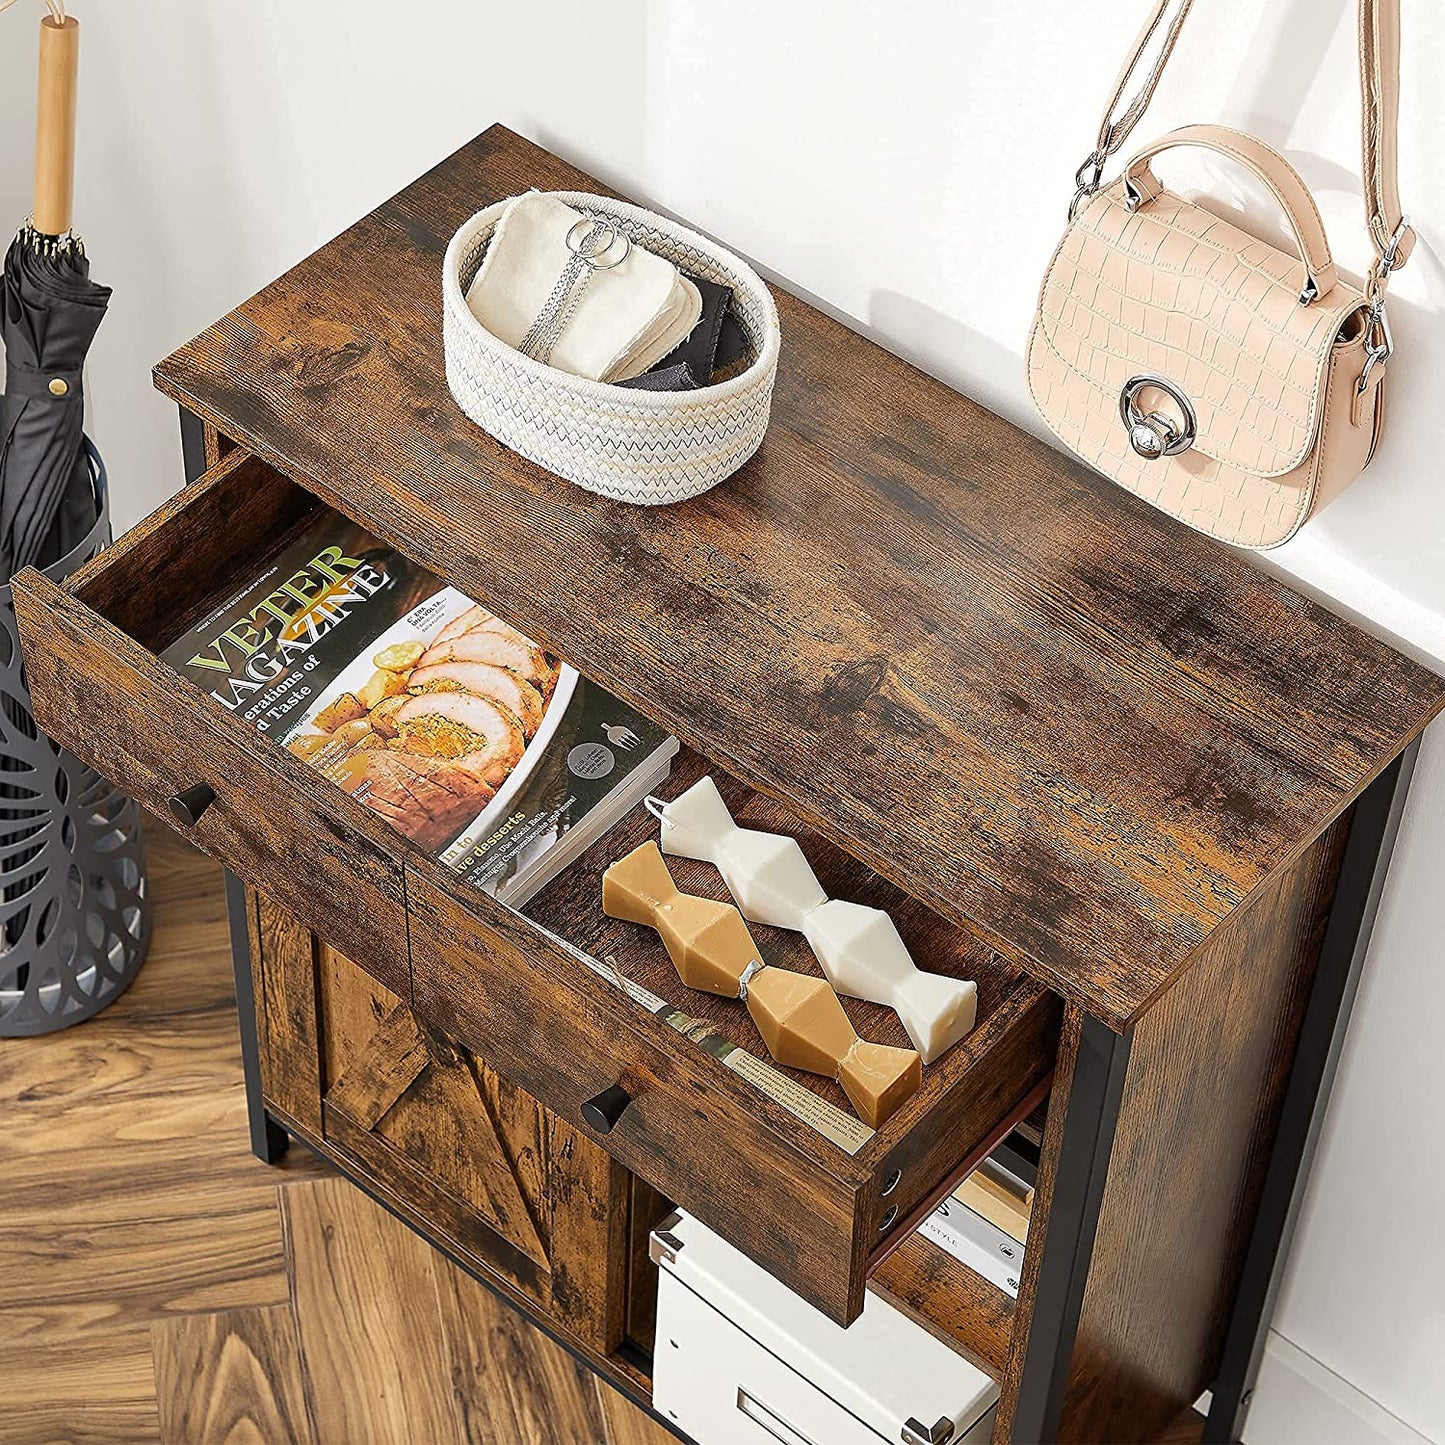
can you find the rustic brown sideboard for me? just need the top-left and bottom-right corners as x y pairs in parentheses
(13, 127), (1442, 1444)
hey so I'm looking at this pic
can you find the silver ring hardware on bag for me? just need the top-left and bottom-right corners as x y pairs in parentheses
(1357, 294), (1396, 397)
(1365, 213), (1410, 307)
(1119, 374), (1197, 459)
(565, 217), (632, 270)
(1369, 211), (1412, 279)
(1357, 310), (1394, 397)
(1358, 214), (1408, 395)
(1069, 151), (1107, 220)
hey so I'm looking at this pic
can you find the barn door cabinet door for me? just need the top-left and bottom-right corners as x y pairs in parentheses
(244, 887), (628, 1354)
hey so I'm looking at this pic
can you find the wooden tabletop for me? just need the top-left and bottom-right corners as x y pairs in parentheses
(154, 125), (1444, 1030)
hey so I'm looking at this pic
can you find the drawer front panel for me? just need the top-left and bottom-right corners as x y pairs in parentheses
(406, 857), (871, 1325)
(865, 992), (1059, 1268)
(14, 570), (411, 998)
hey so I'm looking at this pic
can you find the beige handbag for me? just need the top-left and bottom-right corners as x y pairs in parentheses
(1028, 0), (1415, 549)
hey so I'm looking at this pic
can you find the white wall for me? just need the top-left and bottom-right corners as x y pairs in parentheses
(1, 2), (1440, 1438)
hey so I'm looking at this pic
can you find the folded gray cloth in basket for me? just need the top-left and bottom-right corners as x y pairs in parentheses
(466, 192), (701, 384)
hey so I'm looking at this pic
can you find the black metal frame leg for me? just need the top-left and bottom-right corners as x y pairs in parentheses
(1204, 739), (1421, 1442)
(1011, 741), (1420, 1445)
(224, 869), (289, 1164)
(179, 406), (287, 1167)
(1010, 1014), (1133, 1445)
(178, 404), (208, 486)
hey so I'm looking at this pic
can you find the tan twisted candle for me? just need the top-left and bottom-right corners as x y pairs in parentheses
(603, 842), (921, 1127)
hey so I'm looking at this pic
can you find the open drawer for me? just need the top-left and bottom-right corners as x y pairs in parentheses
(12, 449), (1060, 1327)
(13, 449), (411, 1000)
(413, 752), (1059, 1326)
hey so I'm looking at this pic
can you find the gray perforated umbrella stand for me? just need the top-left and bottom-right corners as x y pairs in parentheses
(0, 440), (150, 1034)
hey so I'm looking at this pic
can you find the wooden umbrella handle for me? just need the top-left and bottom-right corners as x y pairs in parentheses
(33, 12), (79, 237)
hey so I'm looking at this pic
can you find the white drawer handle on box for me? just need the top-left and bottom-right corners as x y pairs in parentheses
(737, 1388), (821, 1445)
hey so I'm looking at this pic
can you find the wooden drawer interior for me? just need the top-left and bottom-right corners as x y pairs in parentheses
(526, 750), (1055, 1217)
(12, 450), (412, 997)
(411, 746), (1060, 1327)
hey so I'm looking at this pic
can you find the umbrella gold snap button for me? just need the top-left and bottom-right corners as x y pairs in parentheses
(48, 377), (68, 396)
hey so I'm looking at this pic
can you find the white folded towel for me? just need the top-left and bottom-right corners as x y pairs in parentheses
(466, 192), (702, 384)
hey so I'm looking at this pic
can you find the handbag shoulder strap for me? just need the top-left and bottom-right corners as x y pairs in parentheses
(1075, 0), (1413, 279)
(1090, 0), (1196, 165)
(1359, 0), (1414, 268)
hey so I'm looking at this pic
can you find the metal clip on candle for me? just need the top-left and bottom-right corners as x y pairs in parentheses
(648, 776), (977, 1063)
(602, 842), (922, 1128)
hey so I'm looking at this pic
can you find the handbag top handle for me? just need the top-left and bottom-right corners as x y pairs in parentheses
(1070, 0), (1415, 296)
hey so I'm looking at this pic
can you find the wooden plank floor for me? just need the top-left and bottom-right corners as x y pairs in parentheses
(0, 822), (1206, 1445)
(0, 824), (671, 1445)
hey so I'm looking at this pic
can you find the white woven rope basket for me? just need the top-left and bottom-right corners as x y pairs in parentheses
(443, 191), (780, 505)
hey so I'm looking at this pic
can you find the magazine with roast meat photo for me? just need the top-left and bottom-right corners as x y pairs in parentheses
(160, 514), (677, 904)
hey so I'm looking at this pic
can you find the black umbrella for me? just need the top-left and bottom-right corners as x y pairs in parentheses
(0, 4), (106, 579)
(0, 226), (109, 577)
(0, 4), (112, 992)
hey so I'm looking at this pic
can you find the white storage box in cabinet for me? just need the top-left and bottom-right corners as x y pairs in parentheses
(651, 1212), (998, 1445)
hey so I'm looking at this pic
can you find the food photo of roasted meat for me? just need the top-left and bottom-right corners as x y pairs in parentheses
(285, 605), (562, 852)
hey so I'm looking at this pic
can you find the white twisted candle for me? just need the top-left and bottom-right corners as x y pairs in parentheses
(652, 776), (977, 1063)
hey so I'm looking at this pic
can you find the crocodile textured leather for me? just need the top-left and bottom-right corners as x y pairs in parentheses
(1031, 0), (1410, 551)
(1029, 164), (1376, 548)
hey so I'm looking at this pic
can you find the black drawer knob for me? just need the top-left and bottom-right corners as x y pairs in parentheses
(580, 1083), (631, 1134)
(168, 782), (216, 827)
